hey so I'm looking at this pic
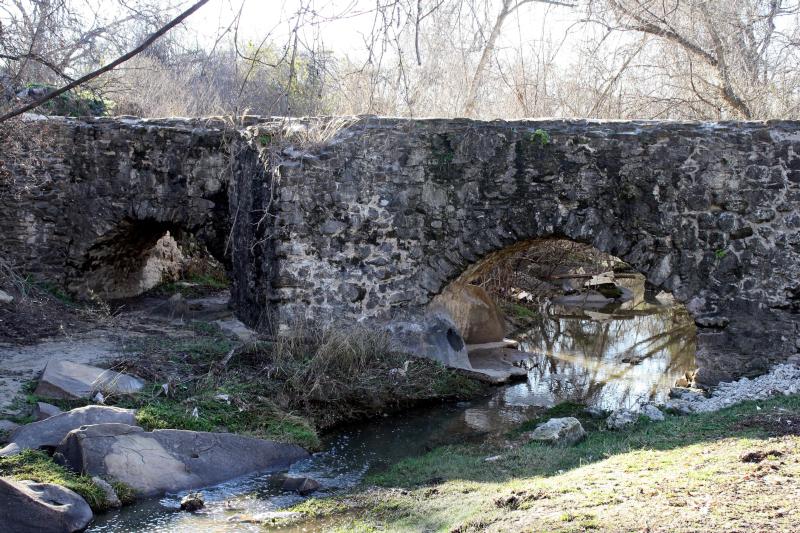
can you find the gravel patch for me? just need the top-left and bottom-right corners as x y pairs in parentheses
(664, 363), (800, 413)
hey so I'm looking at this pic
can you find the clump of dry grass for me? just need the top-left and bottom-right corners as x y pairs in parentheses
(0, 257), (112, 343)
(260, 321), (484, 428)
(122, 318), (483, 434)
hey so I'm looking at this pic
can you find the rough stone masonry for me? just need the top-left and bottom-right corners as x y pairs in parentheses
(2, 115), (799, 386)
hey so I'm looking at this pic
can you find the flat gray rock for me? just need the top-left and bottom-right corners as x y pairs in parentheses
(35, 402), (63, 421)
(606, 408), (640, 430)
(56, 423), (309, 497)
(0, 289), (13, 304)
(0, 405), (136, 456)
(525, 417), (586, 446)
(34, 360), (144, 400)
(0, 477), (93, 533)
(0, 420), (20, 443)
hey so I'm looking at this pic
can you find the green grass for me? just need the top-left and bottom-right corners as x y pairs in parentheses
(506, 302), (538, 319)
(283, 394), (800, 532)
(133, 387), (320, 450)
(0, 450), (111, 511)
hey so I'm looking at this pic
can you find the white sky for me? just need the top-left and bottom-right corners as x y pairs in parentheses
(184, 0), (582, 61)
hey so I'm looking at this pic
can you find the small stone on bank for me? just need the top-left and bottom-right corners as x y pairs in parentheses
(640, 403), (665, 421)
(0, 289), (13, 304)
(180, 492), (204, 511)
(0, 420), (20, 444)
(280, 476), (321, 496)
(524, 417), (586, 446)
(35, 402), (63, 421)
(606, 408), (639, 430)
(91, 477), (121, 508)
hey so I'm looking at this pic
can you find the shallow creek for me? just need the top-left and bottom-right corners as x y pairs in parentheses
(88, 295), (695, 532)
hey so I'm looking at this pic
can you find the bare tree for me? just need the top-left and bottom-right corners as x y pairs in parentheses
(0, 0), (211, 122)
(461, 0), (574, 116)
(586, 0), (800, 119)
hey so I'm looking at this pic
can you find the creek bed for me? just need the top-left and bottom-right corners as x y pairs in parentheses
(88, 295), (695, 532)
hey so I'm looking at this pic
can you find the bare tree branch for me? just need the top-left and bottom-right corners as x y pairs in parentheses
(0, 0), (210, 122)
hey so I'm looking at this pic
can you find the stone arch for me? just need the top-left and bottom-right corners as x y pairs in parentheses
(67, 215), (228, 300)
(263, 118), (800, 385)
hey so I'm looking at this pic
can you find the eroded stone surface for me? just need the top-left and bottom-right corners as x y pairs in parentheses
(55, 423), (309, 497)
(0, 477), (93, 533)
(431, 283), (506, 344)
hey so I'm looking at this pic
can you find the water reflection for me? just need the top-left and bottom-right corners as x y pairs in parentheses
(509, 298), (697, 411)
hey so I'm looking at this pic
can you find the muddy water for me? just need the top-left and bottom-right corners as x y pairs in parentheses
(87, 296), (695, 532)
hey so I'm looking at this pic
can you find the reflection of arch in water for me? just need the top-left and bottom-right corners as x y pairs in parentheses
(436, 238), (697, 410)
(517, 303), (697, 410)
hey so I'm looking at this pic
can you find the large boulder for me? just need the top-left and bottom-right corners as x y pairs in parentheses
(55, 424), (309, 497)
(430, 283), (506, 344)
(524, 417), (586, 446)
(0, 477), (93, 533)
(0, 405), (136, 456)
(35, 360), (144, 400)
(386, 311), (471, 370)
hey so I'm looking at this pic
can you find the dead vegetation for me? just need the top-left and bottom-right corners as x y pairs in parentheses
(469, 238), (631, 310)
(112, 319), (484, 449)
(0, 257), (101, 344)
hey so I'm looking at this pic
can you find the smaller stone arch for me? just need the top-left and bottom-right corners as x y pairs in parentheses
(67, 216), (227, 300)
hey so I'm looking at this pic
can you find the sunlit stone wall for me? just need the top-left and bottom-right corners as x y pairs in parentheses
(2, 116), (799, 385)
(239, 118), (800, 385)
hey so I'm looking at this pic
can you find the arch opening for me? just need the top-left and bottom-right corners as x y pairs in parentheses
(430, 238), (698, 411)
(69, 218), (228, 301)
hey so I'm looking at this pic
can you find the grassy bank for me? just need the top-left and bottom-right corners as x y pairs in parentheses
(283, 394), (800, 532)
(0, 450), (129, 511)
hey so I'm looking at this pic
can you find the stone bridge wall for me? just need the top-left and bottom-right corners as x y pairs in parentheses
(2, 116), (799, 385)
(245, 118), (800, 385)
(0, 117), (232, 298)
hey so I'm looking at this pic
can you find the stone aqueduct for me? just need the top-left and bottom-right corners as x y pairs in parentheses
(2, 116), (799, 385)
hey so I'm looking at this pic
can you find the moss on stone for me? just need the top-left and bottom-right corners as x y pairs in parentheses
(0, 450), (109, 511)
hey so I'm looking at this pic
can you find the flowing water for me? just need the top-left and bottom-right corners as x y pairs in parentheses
(87, 294), (695, 532)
